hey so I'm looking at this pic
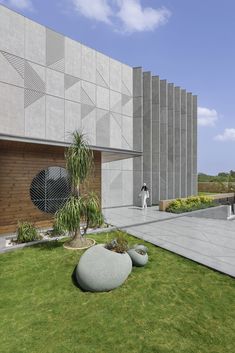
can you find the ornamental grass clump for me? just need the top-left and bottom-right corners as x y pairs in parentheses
(55, 131), (104, 249)
(17, 222), (39, 243)
(166, 195), (214, 213)
(105, 232), (129, 253)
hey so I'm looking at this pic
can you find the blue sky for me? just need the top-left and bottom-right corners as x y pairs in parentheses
(1, 0), (235, 175)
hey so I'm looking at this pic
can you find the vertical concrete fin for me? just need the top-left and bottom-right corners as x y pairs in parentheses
(133, 67), (143, 206)
(143, 72), (152, 205)
(174, 87), (181, 198)
(192, 95), (198, 194)
(180, 89), (187, 197)
(160, 80), (168, 200)
(152, 76), (160, 204)
(167, 83), (175, 199)
(187, 92), (193, 196)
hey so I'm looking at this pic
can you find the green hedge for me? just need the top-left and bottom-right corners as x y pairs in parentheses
(166, 196), (215, 214)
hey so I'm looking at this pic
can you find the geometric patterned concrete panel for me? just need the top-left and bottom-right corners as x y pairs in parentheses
(110, 112), (122, 149)
(96, 69), (109, 88)
(25, 18), (46, 66)
(81, 82), (96, 106)
(65, 75), (81, 103)
(110, 90), (122, 114)
(0, 5), (24, 57)
(65, 37), (81, 78)
(25, 96), (46, 138)
(0, 6), (135, 158)
(46, 28), (65, 72)
(0, 50), (24, 87)
(122, 93), (133, 117)
(96, 51), (109, 88)
(110, 58), (121, 92)
(24, 61), (45, 92)
(64, 74), (80, 90)
(24, 61), (45, 107)
(81, 45), (96, 83)
(1, 50), (24, 78)
(122, 81), (131, 96)
(24, 89), (45, 108)
(96, 109), (110, 147)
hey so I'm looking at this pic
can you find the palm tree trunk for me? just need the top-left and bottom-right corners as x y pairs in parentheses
(66, 228), (91, 248)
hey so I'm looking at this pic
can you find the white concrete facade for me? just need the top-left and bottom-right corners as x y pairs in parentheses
(0, 5), (197, 208)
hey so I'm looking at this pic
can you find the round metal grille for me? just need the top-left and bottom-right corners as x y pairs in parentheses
(30, 167), (71, 214)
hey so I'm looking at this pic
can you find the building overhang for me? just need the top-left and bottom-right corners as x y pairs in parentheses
(0, 134), (142, 162)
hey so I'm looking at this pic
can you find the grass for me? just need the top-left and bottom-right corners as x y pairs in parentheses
(0, 231), (235, 353)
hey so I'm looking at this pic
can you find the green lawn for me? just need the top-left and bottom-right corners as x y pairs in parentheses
(0, 231), (234, 353)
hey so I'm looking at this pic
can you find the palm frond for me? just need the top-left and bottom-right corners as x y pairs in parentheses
(65, 131), (94, 188)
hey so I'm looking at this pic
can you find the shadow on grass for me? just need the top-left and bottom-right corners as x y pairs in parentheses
(71, 265), (86, 292)
(32, 240), (64, 251)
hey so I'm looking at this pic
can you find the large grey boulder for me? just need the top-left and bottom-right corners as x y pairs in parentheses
(76, 244), (132, 292)
(127, 248), (148, 267)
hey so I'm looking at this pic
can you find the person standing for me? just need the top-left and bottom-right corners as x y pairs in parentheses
(139, 183), (150, 209)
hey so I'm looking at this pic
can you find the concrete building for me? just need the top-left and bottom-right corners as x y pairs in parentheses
(0, 5), (197, 234)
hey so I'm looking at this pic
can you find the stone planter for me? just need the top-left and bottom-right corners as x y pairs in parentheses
(76, 244), (132, 292)
(127, 248), (148, 267)
(134, 244), (148, 253)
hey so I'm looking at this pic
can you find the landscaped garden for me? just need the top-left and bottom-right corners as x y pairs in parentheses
(0, 230), (235, 353)
(1, 131), (234, 353)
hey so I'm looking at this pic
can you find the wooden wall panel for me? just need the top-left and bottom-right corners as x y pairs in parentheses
(0, 141), (101, 234)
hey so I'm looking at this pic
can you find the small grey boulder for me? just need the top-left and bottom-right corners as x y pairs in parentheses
(76, 244), (132, 292)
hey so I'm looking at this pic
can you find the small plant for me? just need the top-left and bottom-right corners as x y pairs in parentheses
(49, 221), (67, 237)
(135, 249), (146, 255)
(105, 232), (129, 253)
(17, 222), (39, 243)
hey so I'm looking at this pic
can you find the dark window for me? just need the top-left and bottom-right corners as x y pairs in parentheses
(30, 167), (71, 214)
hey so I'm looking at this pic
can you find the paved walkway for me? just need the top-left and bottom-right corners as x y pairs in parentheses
(103, 206), (235, 277)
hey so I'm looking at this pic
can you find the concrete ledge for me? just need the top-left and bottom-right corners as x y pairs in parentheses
(159, 193), (235, 211)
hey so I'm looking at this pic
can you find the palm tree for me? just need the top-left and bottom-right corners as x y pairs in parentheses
(55, 131), (104, 249)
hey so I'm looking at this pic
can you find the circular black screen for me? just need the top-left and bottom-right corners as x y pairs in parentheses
(30, 167), (71, 214)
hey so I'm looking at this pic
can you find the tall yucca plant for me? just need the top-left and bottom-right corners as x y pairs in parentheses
(55, 131), (103, 249)
(66, 131), (93, 196)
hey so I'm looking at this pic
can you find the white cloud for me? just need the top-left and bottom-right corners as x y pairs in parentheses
(198, 106), (218, 127)
(73, 0), (112, 24)
(71, 0), (171, 33)
(116, 0), (171, 33)
(1, 0), (33, 10)
(214, 128), (235, 142)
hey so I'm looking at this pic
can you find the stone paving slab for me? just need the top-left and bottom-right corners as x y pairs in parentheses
(103, 206), (235, 277)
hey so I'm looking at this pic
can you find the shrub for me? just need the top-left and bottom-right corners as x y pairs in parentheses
(166, 195), (214, 213)
(105, 232), (129, 253)
(49, 221), (67, 237)
(186, 196), (201, 205)
(17, 222), (39, 243)
(199, 195), (213, 204)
